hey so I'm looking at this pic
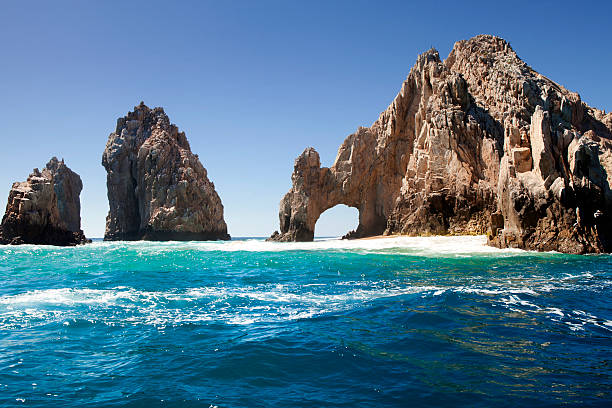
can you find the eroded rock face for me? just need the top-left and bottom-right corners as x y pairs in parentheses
(102, 102), (229, 241)
(0, 157), (89, 246)
(270, 35), (612, 253)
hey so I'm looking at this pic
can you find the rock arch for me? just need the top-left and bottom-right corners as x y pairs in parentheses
(269, 35), (612, 253)
(269, 140), (401, 242)
(269, 48), (487, 242)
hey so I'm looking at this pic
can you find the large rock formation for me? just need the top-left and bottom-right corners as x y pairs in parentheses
(0, 157), (89, 246)
(102, 102), (230, 241)
(270, 35), (612, 254)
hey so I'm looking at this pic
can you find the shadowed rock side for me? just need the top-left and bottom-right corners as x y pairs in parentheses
(0, 157), (89, 246)
(269, 35), (612, 253)
(102, 103), (229, 241)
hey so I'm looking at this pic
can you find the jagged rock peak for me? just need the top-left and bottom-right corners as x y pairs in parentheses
(453, 34), (515, 55)
(269, 34), (612, 253)
(102, 102), (230, 241)
(0, 157), (89, 246)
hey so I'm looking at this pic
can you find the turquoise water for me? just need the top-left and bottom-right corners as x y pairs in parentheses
(1, 236), (611, 407)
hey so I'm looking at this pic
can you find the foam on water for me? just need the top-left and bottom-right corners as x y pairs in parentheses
(0, 283), (441, 328)
(1, 235), (532, 256)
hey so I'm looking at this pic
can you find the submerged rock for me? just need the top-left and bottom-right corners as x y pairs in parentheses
(102, 102), (229, 241)
(270, 35), (612, 253)
(0, 157), (89, 246)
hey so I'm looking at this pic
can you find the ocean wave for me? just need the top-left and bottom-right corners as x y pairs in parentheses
(0, 269), (608, 331)
(0, 283), (440, 328)
(0, 284), (440, 308)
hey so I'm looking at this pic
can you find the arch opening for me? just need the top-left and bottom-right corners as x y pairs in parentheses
(314, 204), (359, 239)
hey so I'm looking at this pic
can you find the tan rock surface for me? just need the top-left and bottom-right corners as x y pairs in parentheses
(270, 35), (612, 253)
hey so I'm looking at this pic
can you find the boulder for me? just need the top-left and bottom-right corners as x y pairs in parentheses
(0, 157), (89, 246)
(102, 102), (229, 241)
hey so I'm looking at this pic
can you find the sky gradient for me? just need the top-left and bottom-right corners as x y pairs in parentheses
(1, 0), (610, 238)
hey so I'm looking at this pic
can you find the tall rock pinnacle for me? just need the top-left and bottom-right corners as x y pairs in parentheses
(269, 35), (612, 254)
(0, 157), (89, 246)
(102, 102), (230, 241)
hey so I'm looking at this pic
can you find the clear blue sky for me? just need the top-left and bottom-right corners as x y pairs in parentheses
(1, 0), (610, 238)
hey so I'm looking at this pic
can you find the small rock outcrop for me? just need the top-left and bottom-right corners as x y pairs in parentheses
(0, 157), (89, 246)
(270, 35), (612, 253)
(102, 102), (229, 241)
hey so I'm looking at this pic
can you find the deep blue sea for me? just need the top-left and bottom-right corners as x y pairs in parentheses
(1, 236), (611, 407)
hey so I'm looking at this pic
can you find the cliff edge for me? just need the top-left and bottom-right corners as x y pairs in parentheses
(270, 35), (612, 253)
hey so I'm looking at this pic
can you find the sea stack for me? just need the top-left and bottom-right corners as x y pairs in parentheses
(269, 35), (612, 254)
(0, 157), (89, 246)
(102, 102), (230, 241)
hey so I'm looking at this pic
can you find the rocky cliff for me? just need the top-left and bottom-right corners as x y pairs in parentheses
(270, 35), (612, 253)
(0, 157), (89, 246)
(102, 102), (229, 241)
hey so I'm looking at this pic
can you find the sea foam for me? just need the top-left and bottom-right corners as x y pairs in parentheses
(43, 235), (534, 257)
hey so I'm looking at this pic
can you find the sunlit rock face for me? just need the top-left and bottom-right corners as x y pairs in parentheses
(270, 35), (612, 253)
(102, 102), (229, 241)
(0, 157), (89, 246)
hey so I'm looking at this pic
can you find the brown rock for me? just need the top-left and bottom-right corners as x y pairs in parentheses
(102, 102), (230, 241)
(0, 157), (89, 246)
(270, 35), (612, 253)
(512, 147), (532, 173)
